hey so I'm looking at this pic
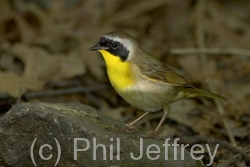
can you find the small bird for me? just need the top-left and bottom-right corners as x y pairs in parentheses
(89, 30), (227, 135)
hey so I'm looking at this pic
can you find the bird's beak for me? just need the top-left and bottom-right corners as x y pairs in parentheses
(89, 43), (109, 51)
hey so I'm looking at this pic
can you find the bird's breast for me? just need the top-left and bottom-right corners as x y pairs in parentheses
(99, 50), (179, 111)
(99, 50), (135, 90)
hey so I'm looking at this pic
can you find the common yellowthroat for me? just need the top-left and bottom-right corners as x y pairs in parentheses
(89, 30), (227, 135)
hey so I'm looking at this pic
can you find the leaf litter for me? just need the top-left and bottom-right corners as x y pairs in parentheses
(0, 0), (250, 166)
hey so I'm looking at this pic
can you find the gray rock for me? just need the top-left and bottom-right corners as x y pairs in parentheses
(0, 103), (203, 167)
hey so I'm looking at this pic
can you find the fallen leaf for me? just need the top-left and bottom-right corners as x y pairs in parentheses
(0, 71), (43, 97)
(11, 43), (86, 81)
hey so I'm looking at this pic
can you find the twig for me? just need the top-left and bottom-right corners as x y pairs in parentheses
(177, 136), (250, 163)
(23, 84), (110, 100)
(194, 0), (236, 147)
(169, 48), (250, 57)
(85, 92), (101, 108)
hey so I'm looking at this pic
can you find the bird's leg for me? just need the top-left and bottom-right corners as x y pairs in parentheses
(114, 112), (150, 134)
(154, 105), (170, 133)
(146, 105), (170, 137)
(127, 112), (150, 127)
(107, 112), (150, 134)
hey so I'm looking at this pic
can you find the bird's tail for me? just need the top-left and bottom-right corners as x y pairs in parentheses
(186, 87), (228, 101)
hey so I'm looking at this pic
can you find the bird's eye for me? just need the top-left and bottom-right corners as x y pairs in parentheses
(111, 42), (118, 49)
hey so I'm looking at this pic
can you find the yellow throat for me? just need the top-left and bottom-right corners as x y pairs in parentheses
(99, 50), (134, 90)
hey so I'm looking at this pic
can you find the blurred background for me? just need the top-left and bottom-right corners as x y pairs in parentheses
(0, 0), (250, 165)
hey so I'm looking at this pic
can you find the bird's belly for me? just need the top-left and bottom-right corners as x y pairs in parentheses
(116, 81), (178, 112)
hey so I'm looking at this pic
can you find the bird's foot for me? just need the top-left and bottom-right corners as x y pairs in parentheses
(143, 130), (158, 139)
(133, 130), (157, 139)
(105, 126), (120, 132)
(146, 130), (157, 137)
(105, 124), (141, 134)
(120, 124), (142, 134)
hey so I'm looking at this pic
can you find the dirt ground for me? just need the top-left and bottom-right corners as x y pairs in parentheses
(0, 0), (250, 166)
